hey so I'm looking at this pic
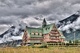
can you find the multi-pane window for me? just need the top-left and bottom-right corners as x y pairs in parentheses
(40, 33), (42, 35)
(46, 28), (47, 30)
(31, 32), (35, 35)
(31, 32), (43, 36)
(36, 32), (38, 35)
(45, 27), (50, 30)
(50, 37), (56, 38)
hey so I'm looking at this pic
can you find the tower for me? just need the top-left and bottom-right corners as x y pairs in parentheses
(42, 18), (47, 27)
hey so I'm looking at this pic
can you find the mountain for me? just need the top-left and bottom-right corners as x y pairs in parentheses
(62, 29), (80, 41)
(0, 11), (80, 46)
(0, 40), (22, 47)
(57, 14), (79, 28)
(0, 22), (26, 44)
(57, 11), (80, 41)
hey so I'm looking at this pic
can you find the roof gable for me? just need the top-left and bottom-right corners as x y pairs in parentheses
(42, 24), (53, 34)
(25, 23), (56, 37)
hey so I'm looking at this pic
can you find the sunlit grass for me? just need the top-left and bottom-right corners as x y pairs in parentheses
(0, 46), (80, 53)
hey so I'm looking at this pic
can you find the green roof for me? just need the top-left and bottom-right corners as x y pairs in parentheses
(42, 24), (53, 34)
(25, 23), (65, 39)
(59, 35), (65, 39)
(26, 27), (43, 38)
(58, 30), (65, 39)
(26, 24), (54, 38)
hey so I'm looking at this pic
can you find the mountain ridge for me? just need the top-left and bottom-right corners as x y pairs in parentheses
(0, 11), (80, 44)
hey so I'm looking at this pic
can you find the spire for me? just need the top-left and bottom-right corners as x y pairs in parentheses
(42, 18), (47, 27)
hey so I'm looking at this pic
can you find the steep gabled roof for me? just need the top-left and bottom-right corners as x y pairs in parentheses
(26, 27), (42, 38)
(25, 24), (54, 37)
(42, 24), (53, 34)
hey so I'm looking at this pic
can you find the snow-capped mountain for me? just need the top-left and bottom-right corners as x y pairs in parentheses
(0, 22), (26, 43)
(57, 13), (79, 28)
(0, 11), (80, 45)
(57, 11), (80, 41)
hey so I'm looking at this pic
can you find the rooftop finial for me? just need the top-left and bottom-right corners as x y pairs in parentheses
(42, 18), (47, 27)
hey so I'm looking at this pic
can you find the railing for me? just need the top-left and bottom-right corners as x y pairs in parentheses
(29, 38), (43, 40)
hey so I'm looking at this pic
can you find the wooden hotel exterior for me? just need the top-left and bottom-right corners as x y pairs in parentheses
(22, 19), (65, 44)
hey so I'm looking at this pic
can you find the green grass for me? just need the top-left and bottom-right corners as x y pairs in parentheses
(0, 46), (80, 53)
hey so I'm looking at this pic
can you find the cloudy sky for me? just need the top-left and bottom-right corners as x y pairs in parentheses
(0, 0), (80, 34)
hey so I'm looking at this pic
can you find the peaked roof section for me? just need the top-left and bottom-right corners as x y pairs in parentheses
(25, 18), (53, 35)
(26, 24), (53, 34)
(42, 24), (53, 34)
(26, 24), (53, 38)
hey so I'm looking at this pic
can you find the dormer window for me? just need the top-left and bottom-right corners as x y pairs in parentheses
(45, 27), (50, 30)
(40, 33), (42, 35)
(46, 28), (47, 30)
(31, 33), (34, 35)
(48, 27), (50, 29)
(36, 32), (38, 35)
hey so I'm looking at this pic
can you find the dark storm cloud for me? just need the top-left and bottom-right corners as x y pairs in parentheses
(0, 0), (65, 17)
(0, 0), (80, 34)
(0, 0), (80, 26)
(30, 22), (40, 26)
(0, 16), (21, 25)
(64, 0), (80, 4)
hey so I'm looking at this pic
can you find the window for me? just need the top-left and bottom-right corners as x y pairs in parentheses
(46, 28), (47, 30)
(45, 27), (50, 30)
(50, 37), (56, 39)
(40, 33), (42, 35)
(31, 33), (34, 35)
(48, 27), (50, 29)
(36, 32), (38, 35)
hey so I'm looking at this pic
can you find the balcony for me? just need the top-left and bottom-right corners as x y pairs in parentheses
(50, 38), (60, 40)
(29, 38), (43, 40)
(50, 32), (59, 34)
(50, 34), (60, 37)
(50, 37), (60, 40)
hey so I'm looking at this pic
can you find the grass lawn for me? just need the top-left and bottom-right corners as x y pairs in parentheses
(0, 46), (80, 53)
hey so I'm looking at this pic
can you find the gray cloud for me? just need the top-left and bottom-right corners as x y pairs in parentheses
(0, 0), (80, 34)
(0, 0), (79, 18)
(0, 16), (21, 25)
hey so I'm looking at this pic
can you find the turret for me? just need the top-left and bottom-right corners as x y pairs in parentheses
(42, 18), (47, 27)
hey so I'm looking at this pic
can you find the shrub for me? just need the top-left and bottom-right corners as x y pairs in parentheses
(39, 43), (48, 48)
